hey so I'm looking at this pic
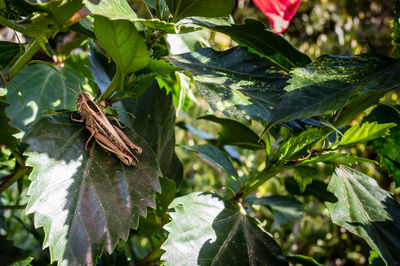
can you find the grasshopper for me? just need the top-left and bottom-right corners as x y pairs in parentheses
(70, 92), (142, 166)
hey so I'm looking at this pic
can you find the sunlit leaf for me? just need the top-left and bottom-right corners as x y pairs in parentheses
(167, 47), (288, 122)
(325, 166), (400, 265)
(6, 64), (82, 133)
(162, 192), (288, 265)
(364, 105), (400, 187)
(271, 54), (400, 123)
(23, 113), (161, 265)
(84, 0), (138, 20)
(293, 166), (318, 192)
(92, 16), (150, 75)
(340, 121), (396, 146)
(294, 152), (377, 166)
(192, 18), (311, 71)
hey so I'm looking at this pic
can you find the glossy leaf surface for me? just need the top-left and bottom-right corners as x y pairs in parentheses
(271, 54), (400, 123)
(167, 47), (288, 122)
(6, 64), (81, 132)
(192, 18), (311, 71)
(84, 0), (138, 20)
(23, 113), (161, 265)
(162, 192), (288, 265)
(325, 166), (400, 265)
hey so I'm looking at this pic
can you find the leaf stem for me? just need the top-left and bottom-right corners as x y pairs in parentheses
(5, 40), (41, 83)
(0, 165), (31, 194)
(99, 71), (122, 100)
(0, 204), (26, 210)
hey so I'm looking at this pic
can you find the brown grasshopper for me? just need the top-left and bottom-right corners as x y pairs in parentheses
(70, 92), (142, 166)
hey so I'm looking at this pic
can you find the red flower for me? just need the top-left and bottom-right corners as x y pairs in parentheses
(252, 0), (301, 33)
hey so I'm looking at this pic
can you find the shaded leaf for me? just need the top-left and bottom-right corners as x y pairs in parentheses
(192, 18), (311, 71)
(364, 105), (400, 187)
(23, 113), (161, 265)
(199, 115), (265, 149)
(0, 235), (32, 266)
(340, 122), (396, 146)
(84, 0), (138, 20)
(180, 144), (238, 177)
(0, 101), (19, 151)
(285, 178), (338, 203)
(92, 16), (149, 75)
(166, 0), (235, 21)
(246, 195), (303, 229)
(167, 47), (288, 122)
(6, 64), (82, 132)
(271, 54), (400, 123)
(121, 83), (183, 184)
(0, 41), (23, 69)
(293, 166), (318, 192)
(161, 192), (288, 265)
(325, 166), (400, 265)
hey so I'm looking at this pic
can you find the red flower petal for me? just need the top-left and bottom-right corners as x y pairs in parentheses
(252, 0), (301, 33)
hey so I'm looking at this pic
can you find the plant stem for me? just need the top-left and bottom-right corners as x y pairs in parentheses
(0, 166), (30, 194)
(5, 40), (41, 83)
(0, 204), (26, 210)
(237, 166), (284, 200)
(99, 71), (122, 100)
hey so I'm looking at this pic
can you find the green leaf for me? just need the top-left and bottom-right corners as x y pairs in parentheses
(84, 0), (138, 20)
(135, 18), (199, 33)
(293, 166), (318, 192)
(23, 113), (161, 265)
(199, 115), (265, 150)
(364, 105), (400, 187)
(340, 122), (396, 146)
(285, 178), (338, 203)
(6, 64), (82, 132)
(166, 29), (211, 55)
(121, 84), (183, 184)
(161, 192), (288, 265)
(285, 254), (322, 266)
(92, 16), (150, 75)
(156, 176), (176, 216)
(45, 0), (84, 26)
(0, 41), (23, 69)
(180, 144), (238, 177)
(295, 152), (377, 166)
(325, 166), (400, 265)
(271, 54), (400, 123)
(167, 47), (288, 122)
(192, 18), (311, 71)
(247, 196), (304, 229)
(166, 0), (235, 21)
(368, 250), (386, 266)
(392, 1), (400, 59)
(0, 101), (19, 151)
(272, 128), (324, 163)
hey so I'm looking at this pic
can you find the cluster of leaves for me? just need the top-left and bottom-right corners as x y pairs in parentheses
(0, 0), (400, 265)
